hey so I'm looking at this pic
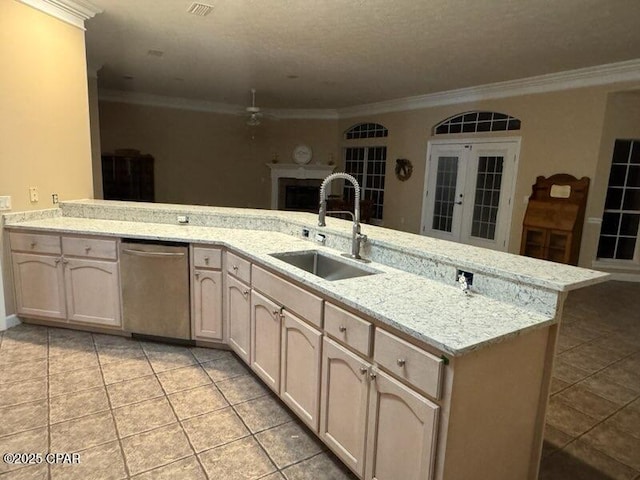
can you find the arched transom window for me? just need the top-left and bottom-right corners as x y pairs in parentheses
(344, 123), (388, 140)
(434, 111), (521, 135)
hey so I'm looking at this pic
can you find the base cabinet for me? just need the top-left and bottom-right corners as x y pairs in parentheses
(226, 274), (251, 363)
(12, 253), (66, 320)
(365, 369), (439, 480)
(193, 270), (223, 340)
(280, 312), (322, 432)
(250, 290), (282, 393)
(320, 337), (370, 477)
(65, 258), (121, 327)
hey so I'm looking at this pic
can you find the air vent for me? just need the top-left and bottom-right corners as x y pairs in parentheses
(147, 50), (164, 57)
(187, 2), (213, 16)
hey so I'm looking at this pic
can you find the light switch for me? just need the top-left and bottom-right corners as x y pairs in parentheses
(0, 196), (11, 211)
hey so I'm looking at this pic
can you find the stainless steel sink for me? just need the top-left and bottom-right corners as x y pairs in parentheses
(270, 250), (379, 281)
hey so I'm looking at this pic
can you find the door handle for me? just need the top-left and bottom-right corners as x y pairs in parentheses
(122, 249), (185, 258)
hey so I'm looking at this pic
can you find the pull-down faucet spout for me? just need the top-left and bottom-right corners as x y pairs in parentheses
(318, 173), (367, 260)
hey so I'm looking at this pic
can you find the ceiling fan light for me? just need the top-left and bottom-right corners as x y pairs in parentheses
(247, 114), (261, 126)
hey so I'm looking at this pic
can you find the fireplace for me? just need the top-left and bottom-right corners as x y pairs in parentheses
(267, 163), (336, 210)
(278, 178), (322, 212)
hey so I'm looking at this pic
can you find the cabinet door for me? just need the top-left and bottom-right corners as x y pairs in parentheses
(64, 258), (121, 327)
(280, 311), (322, 432)
(226, 274), (251, 363)
(250, 290), (282, 393)
(365, 370), (439, 480)
(193, 270), (223, 340)
(12, 253), (66, 320)
(319, 337), (370, 478)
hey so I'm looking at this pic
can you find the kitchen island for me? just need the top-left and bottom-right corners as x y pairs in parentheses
(2, 199), (608, 480)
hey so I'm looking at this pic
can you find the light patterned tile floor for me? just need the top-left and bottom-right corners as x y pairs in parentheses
(0, 325), (356, 480)
(1, 280), (638, 479)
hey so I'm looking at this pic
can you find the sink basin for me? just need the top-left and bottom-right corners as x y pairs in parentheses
(270, 250), (379, 281)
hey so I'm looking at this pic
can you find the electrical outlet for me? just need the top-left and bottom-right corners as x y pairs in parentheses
(177, 215), (189, 224)
(0, 196), (11, 211)
(456, 269), (474, 286)
(302, 228), (310, 238)
(29, 186), (39, 203)
(52, 193), (59, 204)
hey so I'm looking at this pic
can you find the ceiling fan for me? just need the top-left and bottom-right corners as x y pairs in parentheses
(246, 88), (263, 126)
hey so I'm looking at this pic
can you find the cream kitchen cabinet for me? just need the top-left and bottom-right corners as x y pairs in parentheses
(10, 232), (121, 328)
(250, 290), (282, 393)
(192, 247), (223, 341)
(12, 252), (66, 320)
(226, 273), (251, 362)
(320, 337), (370, 477)
(280, 311), (322, 431)
(365, 369), (439, 480)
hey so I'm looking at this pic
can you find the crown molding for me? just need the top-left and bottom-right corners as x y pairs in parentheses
(337, 59), (640, 118)
(98, 59), (640, 119)
(18, 0), (102, 30)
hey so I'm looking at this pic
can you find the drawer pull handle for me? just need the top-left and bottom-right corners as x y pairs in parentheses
(62, 258), (68, 265)
(232, 265), (239, 271)
(204, 256), (210, 265)
(272, 309), (279, 316)
(396, 358), (406, 367)
(243, 290), (249, 297)
(369, 372), (377, 380)
(85, 246), (92, 253)
(54, 258), (61, 265)
(338, 325), (347, 333)
(195, 271), (200, 278)
(30, 242), (37, 248)
(359, 366), (368, 375)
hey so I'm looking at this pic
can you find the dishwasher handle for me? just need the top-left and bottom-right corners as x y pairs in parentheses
(122, 248), (186, 258)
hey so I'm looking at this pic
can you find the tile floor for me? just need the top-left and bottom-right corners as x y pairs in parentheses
(540, 280), (640, 480)
(0, 280), (637, 479)
(0, 327), (356, 479)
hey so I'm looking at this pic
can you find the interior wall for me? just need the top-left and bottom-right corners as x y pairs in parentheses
(338, 85), (620, 265)
(0, 0), (94, 319)
(88, 74), (104, 199)
(584, 90), (640, 270)
(98, 101), (340, 208)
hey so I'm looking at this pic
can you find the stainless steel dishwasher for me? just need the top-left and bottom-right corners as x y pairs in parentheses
(120, 240), (191, 341)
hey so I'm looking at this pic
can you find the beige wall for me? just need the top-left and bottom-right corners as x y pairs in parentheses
(99, 84), (640, 268)
(0, 1), (94, 317)
(98, 101), (340, 208)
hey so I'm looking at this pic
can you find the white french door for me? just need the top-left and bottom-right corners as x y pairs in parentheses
(421, 138), (520, 251)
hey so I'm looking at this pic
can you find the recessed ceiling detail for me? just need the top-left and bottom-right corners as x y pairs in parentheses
(187, 2), (213, 16)
(147, 50), (164, 57)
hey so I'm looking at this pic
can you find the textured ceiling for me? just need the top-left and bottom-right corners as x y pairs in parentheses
(85, 0), (640, 109)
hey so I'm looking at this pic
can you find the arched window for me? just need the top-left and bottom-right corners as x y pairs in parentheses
(343, 123), (388, 223)
(434, 111), (521, 135)
(344, 123), (388, 140)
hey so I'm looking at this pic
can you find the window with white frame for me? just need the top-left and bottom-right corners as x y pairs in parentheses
(597, 139), (640, 261)
(343, 123), (388, 223)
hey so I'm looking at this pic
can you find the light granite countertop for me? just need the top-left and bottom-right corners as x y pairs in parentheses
(3, 200), (611, 356)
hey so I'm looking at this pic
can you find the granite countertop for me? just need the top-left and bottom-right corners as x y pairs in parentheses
(4, 214), (558, 357)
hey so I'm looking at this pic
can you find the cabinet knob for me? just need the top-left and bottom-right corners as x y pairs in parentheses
(54, 258), (61, 265)
(30, 242), (37, 249)
(359, 366), (368, 375)
(242, 290), (249, 297)
(396, 358), (406, 367)
(85, 246), (92, 253)
(272, 309), (279, 316)
(195, 271), (200, 278)
(204, 256), (209, 265)
(338, 325), (347, 333)
(369, 372), (377, 380)
(232, 265), (239, 271)
(62, 258), (68, 265)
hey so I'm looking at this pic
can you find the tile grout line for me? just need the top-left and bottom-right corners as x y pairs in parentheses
(92, 332), (133, 480)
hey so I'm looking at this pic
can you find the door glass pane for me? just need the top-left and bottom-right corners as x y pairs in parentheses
(431, 156), (458, 232)
(471, 156), (503, 239)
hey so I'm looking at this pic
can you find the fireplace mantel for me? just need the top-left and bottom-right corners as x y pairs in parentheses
(267, 163), (336, 209)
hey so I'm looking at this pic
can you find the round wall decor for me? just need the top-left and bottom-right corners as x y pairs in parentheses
(292, 144), (313, 165)
(395, 158), (413, 181)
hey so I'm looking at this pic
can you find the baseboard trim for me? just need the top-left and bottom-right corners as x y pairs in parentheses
(1, 314), (21, 331)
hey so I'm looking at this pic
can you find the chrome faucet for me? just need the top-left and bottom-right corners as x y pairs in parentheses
(318, 172), (367, 260)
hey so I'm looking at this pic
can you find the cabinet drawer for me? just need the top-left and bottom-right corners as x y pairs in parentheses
(252, 265), (323, 328)
(226, 251), (251, 283)
(10, 232), (61, 255)
(374, 328), (443, 399)
(325, 302), (372, 357)
(193, 247), (222, 269)
(62, 236), (117, 260)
